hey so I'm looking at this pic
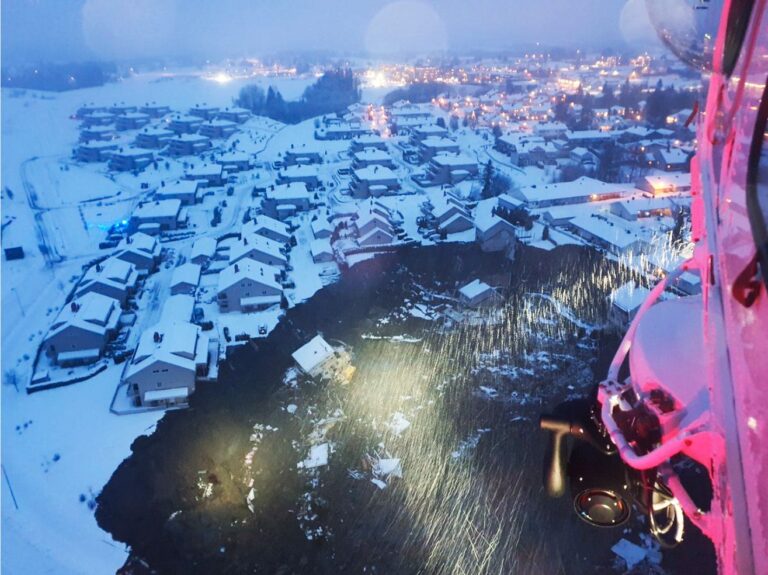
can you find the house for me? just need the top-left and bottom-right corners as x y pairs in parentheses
(510, 176), (632, 208)
(569, 147), (599, 170)
(109, 104), (137, 115)
(184, 163), (223, 187)
(418, 137), (460, 163)
(229, 234), (288, 268)
(170, 263), (201, 296)
(81, 112), (115, 128)
(156, 180), (199, 205)
(217, 107), (251, 123)
(355, 212), (393, 238)
(263, 183), (313, 220)
(190, 237), (218, 267)
(610, 197), (674, 221)
(243, 215), (292, 244)
(76, 257), (139, 305)
(292, 335), (336, 378)
(475, 214), (517, 252)
(217, 259), (282, 312)
(217, 152), (252, 173)
(42, 292), (121, 366)
(276, 165), (321, 190)
(80, 126), (116, 143)
(350, 134), (388, 153)
(410, 124), (449, 144)
(188, 105), (220, 120)
(115, 112), (151, 131)
(358, 227), (394, 247)
(352, 149), (396, 169)
(418, 154), (478, 187)
(349, 166), (400, 198)
(114, 232), (161, 272)
(567, 213), (648, 255)
(76, 141), (118, 163)
(168, 134), (212, 157)
(284, 147), (324, 166)
(160, 294), (196, 324)
(637, 173), (692, 195)
(139, 104), (171, 118)
(108, 148), (154, 172)
(311, 218), (335, 239)
(533, 121), (568, 140)
(168, 115), (204, 135)
(608, 282), (651, 329)
(439, 212), (474, 234)
(131, 199), (184, 233)
(135, 127), (174, 149)
(76, 104), (106, 118)
(124, 321), (209, 408)
(653, 147), (691, 171)
(198, 119), (238, 140)
(458, 279), (502, 308)
(310, 239), (335, 263)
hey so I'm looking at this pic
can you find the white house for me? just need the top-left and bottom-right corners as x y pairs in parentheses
(156, 180), (199, 205)
(459, 279), (502, 308)
(358, 227), (395, 247)
(350, 166), (400, 198)
(114, 232), (161, 272)
(217, 259), (282, 313)
(170, 263), (201, 296)
(131, 199), (184, 233)
(310, 239), (335, 263)
(243, 215), (292, 244)
(311, 217), (335, 239)
(609, 282), (651, 329)
(190, 237), (217, 267)
(292, 335), (336, 378)
(229, 234), (288, 268)
(42, 292), (121, 366)
(76, 257), (139, 305)
(124, 321), (209, 408)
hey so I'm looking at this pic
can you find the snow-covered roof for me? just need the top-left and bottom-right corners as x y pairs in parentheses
(186, 164), (222, 178)
(431, 154), (476, 168)
(134, 199), (182, 219)
(420, 136), (458, 149)
(353, 165), (397, 182)
(158, 180), (199, 198)
(459, 279), (493, 300)
(217, 258), (282, 292)
(191, 237), (217, 260)
(244, 214), (291, 240)
(292, 335), (335, 374)
(640, 172), (691, 191)
(48, 292), (120, 339)
(83, 257), (135, 285)
(266, 182), (311, 202)
(229, 233), (287, 265)
(569, 214), (645, 250)
(171, 263), (201, 288)
(610, 282), (651, 313)
(311, 218), (335, 235)
(127, 321), (206, 379)
(160, 294), (195, 323)
(354, 149), (391, 162)
(310, 238), (333, 257)
(117, 231), (159, 255)
(517, 176), (632, 204)
(280, 164), (320, 178)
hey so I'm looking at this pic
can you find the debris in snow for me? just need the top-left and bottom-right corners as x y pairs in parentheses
(373, 457), (402, 479)
(246, 487), (256, 513)
(371, 478), (387, 490)
(611, 538), (648, 569)
(479, 386), (498, 398)
(452, 428), (491, 459)
(286, 404), (298, 414)
(388, 412), (411, 436)
(298, 443), (330, 469)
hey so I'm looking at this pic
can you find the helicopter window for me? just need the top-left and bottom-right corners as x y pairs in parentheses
(746, 78), (768, 288)
(722, 0), (755, 76)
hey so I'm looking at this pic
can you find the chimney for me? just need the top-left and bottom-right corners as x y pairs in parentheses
(70, 302), (80, 313)
(153, 331), (161, 343)
(234, 263), (239, 273)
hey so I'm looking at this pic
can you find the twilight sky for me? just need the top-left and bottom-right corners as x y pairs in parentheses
(2, 0), (658, 64)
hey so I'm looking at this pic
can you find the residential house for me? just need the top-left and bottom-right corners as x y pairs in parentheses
(217, 259), (283, 312)
(76, 257), (139, 305)
(114, 232), (161, 272)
